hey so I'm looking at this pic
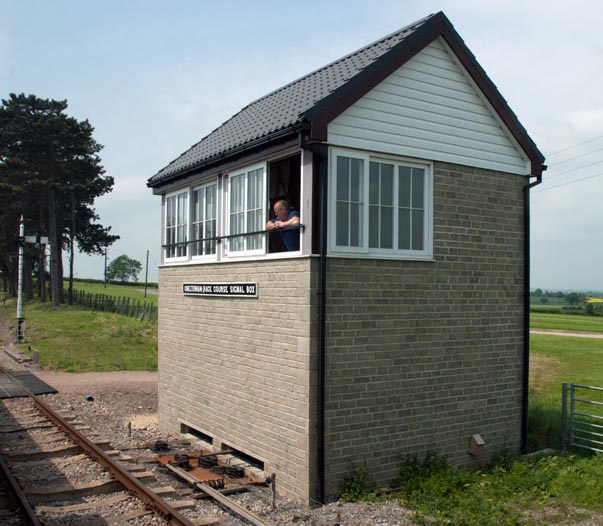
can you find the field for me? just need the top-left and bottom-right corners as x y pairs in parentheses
(531, 312), (603, 333)
(0, 297), (157, 372)
(67, 279), (158, 307)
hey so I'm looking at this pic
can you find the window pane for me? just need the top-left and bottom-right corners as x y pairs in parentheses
(412, 168), (425, 208)
(399, 166), (411, 207)
(412, 209), (424, 250)
(350, 202), (362, 247)
(336, 157), (349, 201)
(178, 193), (187, 225)
(369, 162), (379, 205)
(398, 208), (410, 249)
(166, 196), (175, 227)
(206, 185), (216, 220)
(381, 164), (393, 206)
(192, 189), (201, 223)
(369, 205), (379, 248)
(204, 220), (216, 255)
(350, 158), (363, 202)
(380, 206), (393, 248)
(336, 202), (349, 246)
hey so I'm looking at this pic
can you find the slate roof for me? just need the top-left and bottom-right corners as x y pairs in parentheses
(148, 13), (437, 187)
(148, 11), (544, 188)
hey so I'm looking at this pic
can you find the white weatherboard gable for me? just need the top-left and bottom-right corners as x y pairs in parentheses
(328, 38), (531, 175)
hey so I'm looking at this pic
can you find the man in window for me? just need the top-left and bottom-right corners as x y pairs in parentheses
(266, 200), (300, 251)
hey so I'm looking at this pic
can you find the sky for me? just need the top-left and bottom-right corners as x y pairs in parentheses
(1, 0), (602, 291)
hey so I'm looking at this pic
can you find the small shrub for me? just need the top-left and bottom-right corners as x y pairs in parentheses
(340, 463), (378, 501)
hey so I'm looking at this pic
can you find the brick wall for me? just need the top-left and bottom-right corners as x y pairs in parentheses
(324, 162), (527, 497)
(157, 258), (317, 501)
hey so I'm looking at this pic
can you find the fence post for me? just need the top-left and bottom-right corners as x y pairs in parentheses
(561, 382), (568, 453)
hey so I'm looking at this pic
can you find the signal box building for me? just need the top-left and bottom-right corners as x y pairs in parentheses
(147, 12), (545, 504)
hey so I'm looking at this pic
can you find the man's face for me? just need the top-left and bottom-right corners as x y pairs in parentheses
(274, 205), (288, 221)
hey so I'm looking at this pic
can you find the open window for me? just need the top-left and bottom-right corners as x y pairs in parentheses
(266, 154), (301, 254)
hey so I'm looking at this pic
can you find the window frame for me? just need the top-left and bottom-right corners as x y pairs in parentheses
(191, 179), (219, 261)
(164, 188), (190, 262)
(329, 148), (433, 260)
(224, 162), (267, 259)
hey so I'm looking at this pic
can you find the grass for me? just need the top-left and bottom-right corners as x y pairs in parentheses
(0, 297), (157, 372)
(530, 312), (603, 333)
(363, 452), (603, 526)
(66, 280), (158, 307)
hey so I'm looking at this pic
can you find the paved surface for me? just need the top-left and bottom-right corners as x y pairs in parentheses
(530, 329), (603, 339)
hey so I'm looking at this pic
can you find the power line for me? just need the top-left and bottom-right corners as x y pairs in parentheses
(546, 147), (603, 167)
(545, 159), (603, 181)
(533, 172), (603, 194)
(545, 135), (603, 158)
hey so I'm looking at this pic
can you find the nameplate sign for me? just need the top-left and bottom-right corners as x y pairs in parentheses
(183, 283), (258, 298)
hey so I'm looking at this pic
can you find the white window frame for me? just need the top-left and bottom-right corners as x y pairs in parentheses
(191, 179), (218, 261)
(224, 162), (267, 258)
(164, 188), (190, 262)
(329, 147), (433, 260)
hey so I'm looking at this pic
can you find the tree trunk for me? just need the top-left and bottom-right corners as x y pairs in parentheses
(48, 187), (61, 307)
(39, 245), (47, 302)
(68, 191), (75, 305)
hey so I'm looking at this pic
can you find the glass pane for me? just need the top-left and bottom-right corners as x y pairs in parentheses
(191, 223), (201, 256)
(350, 158), (363, 202)
(206, 185), (216, 220)
(166, 196), (175, 227)
(369, 162), (379, 205)
(192, 189), (201, 222)
(412, 168), (425, 209)
(399, 166), (411, 207)
(178, 193), (187, 225)
(336, 202), (349, 246)
(369, 205), (379, 248)
(350, 202), (362, 247)
(205, 220), (216, 255)
(381, 206), (393, 248)
(398, 208), (410, 249)
(381, 164), (393, 206)
(336, 157), (349, 201)
(166, 226), (175, 258)
(412, 209), (424, 250)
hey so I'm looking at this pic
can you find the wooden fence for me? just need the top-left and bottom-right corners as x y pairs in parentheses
(66, 288), (157, 323)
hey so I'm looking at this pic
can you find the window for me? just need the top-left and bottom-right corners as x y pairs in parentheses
(227, 165), (265, 255)
(165, 190), (188, 259)
(330, 149), (432, 258)
(192, 181), (217, 257)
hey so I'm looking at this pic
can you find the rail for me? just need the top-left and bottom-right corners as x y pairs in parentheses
(0, 365), (197, 526)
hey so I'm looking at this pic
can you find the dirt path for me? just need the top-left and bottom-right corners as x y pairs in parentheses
(530, 329), (603, 339)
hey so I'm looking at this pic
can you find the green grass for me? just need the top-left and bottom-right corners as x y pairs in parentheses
(369, 452), (603, 526)
(529, 334), (603, 451)
(1, 297), (157, 372)
(66, 280), (158, 307)
(531, 312), (603, 333)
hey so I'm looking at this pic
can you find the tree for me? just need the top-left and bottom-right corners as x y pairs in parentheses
(106, 255), (142, 283)
(0, 93), (118, 305)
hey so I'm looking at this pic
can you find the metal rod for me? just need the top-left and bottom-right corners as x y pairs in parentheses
(561, 383), (568, 453)
(165, 463), (269, 526)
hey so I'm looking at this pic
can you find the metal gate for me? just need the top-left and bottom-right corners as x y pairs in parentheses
(561, 383), (603, 453)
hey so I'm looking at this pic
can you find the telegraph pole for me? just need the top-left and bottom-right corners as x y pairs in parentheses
(16, 215), (25, 344)
(104, 249), (108, 288)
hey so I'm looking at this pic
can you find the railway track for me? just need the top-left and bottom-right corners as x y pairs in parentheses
(0, 366), (272, 526)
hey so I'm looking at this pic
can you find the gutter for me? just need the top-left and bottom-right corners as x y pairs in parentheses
(298, 131), (327, 504)
(521, 169), (544, 453)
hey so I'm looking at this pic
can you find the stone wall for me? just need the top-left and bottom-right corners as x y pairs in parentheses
(157, 258), (317, 501)
(324, 162), (527, 497)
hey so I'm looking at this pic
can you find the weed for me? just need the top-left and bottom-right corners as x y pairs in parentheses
(340, 463), (378, 502)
